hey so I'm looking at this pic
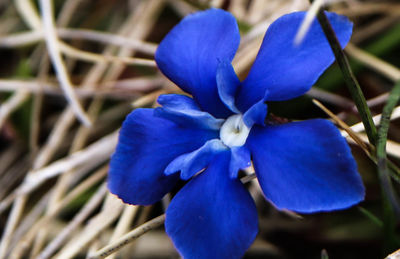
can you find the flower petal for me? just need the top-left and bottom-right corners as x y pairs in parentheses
(165, 139), (228, 180)
(242, 97), (268, 127)
(158, 94), (201, 111)
(165, 152), (258, 259)
(246, 119), (365, 213)
(229, 146), (251, 178)
(155, 94), (224, 130)
(155, 8), (240, 118)
(237, 11), (353, 111)
(216, 60), (240, 113)
(108, 109), (218, 205)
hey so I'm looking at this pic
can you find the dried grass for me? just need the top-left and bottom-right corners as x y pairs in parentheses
(0, 0), (399, 258)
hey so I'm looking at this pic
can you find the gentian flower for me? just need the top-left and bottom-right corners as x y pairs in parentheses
(108, 8), (365, 259)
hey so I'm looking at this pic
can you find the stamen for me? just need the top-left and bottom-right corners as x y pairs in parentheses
(220, 114), (251, 147)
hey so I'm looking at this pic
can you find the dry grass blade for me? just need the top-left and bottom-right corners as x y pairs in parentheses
(7, 166), (108, 258)
(335, 3), (400, 16)
(0, 198), (26, 258)
(307, 87), (354, 109)
(312, 99), (369, 151)
(1, 1), (400, 258)
(9, 2), (165, 255)
(0, 29), (158, 55)
(346, 43), (400, 82)
(88, 214), (166, 259)
(0, 78), (164, 99)
(36, 184), (108, 259)
(9, 192), (50, 253)
(88, 168), (259, 259)
(32, 1), (163, 258)
(352, 15), (399, 44)
(39, 0), (92, 126)
(53, 194), (124, 259)
(294, 0), (324, 45)
(57, 28), (157, 55)
(106, 205), (140, 259)
(0, 90), (29, 257)
(20, 131), (117, 195)
(58, 41), (156, 67)
(15, 0), (42, 30)
(349, 106), (400, 135)
(0, 89), (29, 128)
(313, 100), (400, 159)
(0, 30), (43, 47)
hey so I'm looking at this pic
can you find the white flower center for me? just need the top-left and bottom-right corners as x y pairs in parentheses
(219, 114), (250, 147)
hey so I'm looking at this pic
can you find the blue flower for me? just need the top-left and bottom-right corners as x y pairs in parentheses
(108, 9), (365, 259)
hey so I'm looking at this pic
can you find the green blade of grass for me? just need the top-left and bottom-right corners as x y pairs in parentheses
(376, 80), (400, 216)
(315, 8), (377, 145)
(375, 80), (400, 252)
(319, 22), (400, 91)
(358, 207), (383, 228)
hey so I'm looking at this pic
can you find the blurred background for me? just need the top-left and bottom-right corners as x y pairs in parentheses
(0, 0), (399, 258)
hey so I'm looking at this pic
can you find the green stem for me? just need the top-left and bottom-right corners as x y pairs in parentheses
(376, 80), (400, 252)
(315, 10), (378, 145)
(376, 80), (400, 216)
(358, 207), (383, 228)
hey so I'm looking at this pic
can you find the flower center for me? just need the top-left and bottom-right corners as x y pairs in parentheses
(219, 114), (250, 147)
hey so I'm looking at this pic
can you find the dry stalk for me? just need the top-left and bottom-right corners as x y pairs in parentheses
(0, 28), (157, 55)
(19, 131), (117, 196)
(294, 0), (324, 45)
(0, 90), (29, 129)
(88, 214), (166, 259)
(346, 43), (400, 82)
(105, 205), (140, 259)
(53, 194), (124, 259)
(8, 166), (108, 257)
(28, 1), (166, 258)
(35, 184), (108, 259)
(39, 0), (91, 126)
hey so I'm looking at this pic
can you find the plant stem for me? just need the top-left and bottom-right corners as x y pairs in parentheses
(315, 9), (378, 145)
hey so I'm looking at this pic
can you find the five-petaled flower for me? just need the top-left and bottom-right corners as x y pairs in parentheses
(108, 8), (365, 259)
